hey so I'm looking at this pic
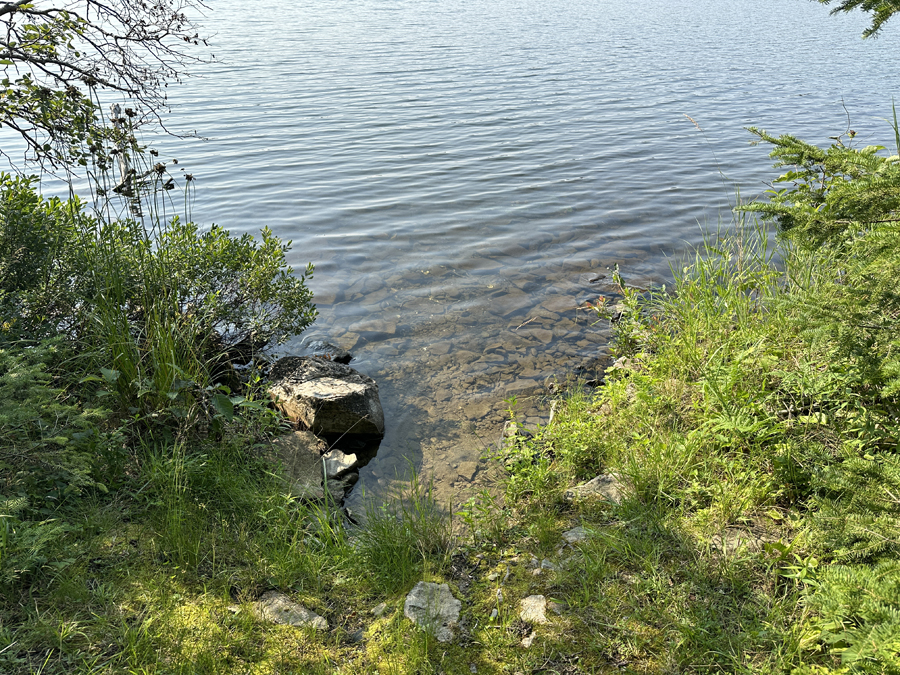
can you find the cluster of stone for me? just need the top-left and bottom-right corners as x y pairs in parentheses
(266, 348), (384, 506)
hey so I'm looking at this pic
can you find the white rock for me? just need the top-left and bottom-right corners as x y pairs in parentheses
(519, 595), (549, 624)
(371, 602), (388, 617)
(254, 591), (327, 630)
(521, 630), (537, 648)
(323, 449), (359, 479)
(403, 582), (461, 643)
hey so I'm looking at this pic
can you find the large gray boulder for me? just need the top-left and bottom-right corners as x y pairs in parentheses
(269, 356), (384, 437)
(403, 582), (461, 643)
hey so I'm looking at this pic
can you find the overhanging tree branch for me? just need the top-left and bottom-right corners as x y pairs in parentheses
(819, 0), (900, 37)
(0, 0), (211, 170)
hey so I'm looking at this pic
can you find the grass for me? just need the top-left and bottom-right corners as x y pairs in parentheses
(4, 188), (900, 671)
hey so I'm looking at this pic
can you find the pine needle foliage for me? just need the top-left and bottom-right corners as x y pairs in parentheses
(739, 127), (900, 246)
(819, 0), (900, 38)
(807, 560), (900, 671)
(734, 122), (900, 670)
(810, 454), (900, 563)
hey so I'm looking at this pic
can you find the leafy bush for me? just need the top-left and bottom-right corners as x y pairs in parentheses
(0, 174), (85, 338)
(155, 219), (317, 357)
(0, 173), (316, 419)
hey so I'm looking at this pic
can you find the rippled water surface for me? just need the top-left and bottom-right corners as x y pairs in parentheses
(6, 0), (900, 508)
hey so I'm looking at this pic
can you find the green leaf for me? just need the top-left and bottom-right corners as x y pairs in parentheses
(211, 393), (234, 421)
(100, 367), (119, 384)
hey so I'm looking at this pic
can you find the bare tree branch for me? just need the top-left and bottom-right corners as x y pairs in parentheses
(1, 0), (211, 169)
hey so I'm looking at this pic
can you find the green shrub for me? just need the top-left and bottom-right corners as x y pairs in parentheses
(0, 173), (316, 420)
(0, 174), (86, 338)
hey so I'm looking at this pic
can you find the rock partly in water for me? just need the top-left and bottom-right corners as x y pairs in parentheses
(519, 595), (550, 625)
(326, 477), (354, 504)
(564, 473), (622, 504)
(268, 431), (330, 501)
(269, 356), (384, 437)
(403, 582), (461, 643)
(323, 448), (359, 478)
(253, 591), (327, 630)
(267, 431), (363, 505)
(608, 355), (640, 374)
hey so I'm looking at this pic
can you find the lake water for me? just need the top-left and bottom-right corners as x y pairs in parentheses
(5, 0), (900, 510)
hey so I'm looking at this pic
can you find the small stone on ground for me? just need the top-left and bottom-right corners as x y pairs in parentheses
(521, 630), (537, 648)
(711, 526), (771, 554)
(564, 473), (622, 504)
(253, 591), (327, 630)
(562, 525), (590, 544)
(519, 595), (549, 624)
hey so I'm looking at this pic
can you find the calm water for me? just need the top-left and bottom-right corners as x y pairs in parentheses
(6, 0), (900, 509)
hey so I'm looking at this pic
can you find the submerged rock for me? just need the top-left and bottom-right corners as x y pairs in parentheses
(403, 582), (461, 643)
(254, 591), (327, 630)
(269, 356), (384, 437)
(303, 339), (353, 364)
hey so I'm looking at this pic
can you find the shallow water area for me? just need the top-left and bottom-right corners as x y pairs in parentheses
(298, 238), (653, 512)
